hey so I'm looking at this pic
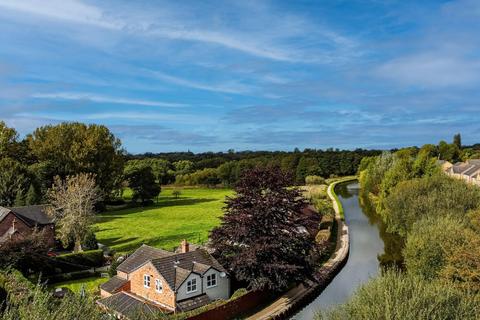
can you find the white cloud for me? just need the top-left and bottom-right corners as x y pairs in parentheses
(32, 92), (186, 107)
(145, 70), (251, 94)
(375, 53), (480, 87)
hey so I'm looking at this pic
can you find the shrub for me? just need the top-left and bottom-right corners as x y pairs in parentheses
(318, 270), (480, 320)
(306, 175), (325, 185)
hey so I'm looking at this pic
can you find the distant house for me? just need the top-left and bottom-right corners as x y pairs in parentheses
(97, 240), (230, 318)
(436, 160), (453, 172)
(445, 159), (480, 186)
(0, 205), (55, 247)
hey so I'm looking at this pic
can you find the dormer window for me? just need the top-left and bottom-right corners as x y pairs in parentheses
(144, 275), (150, 288)
(207, 273), (217, 288)
(186, 278), (197, 293)
(155, 279), (163, 293)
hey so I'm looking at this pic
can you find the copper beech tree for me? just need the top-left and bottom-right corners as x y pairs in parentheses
(210, 166), (316, 291)
(47, 173), (101, 252)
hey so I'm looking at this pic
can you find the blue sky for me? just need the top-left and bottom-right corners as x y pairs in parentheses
(1, 0), (479, 153)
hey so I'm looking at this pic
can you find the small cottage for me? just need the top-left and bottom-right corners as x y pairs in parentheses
(98, 240), (230, 318)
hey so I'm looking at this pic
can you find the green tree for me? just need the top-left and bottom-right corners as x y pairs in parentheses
(0, 121), (18, 159)
(318, 270), (480, 320)
(453, 133), (462, 148)
(125, 166), (161, 204)
(27, 122), (124, 197)
(403, 215), (468, 280)
(438, 140), (460, 162)
(382, 174), (480, 236)
(173, 160), (194, 176)
(25, 184), (41, 205)
(0, 158), (30, 207)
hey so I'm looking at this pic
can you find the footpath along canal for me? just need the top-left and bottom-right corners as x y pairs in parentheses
(291, 181), (400, 319)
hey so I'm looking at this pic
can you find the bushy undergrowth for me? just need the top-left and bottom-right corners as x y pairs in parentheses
(318, 271), (480, 320)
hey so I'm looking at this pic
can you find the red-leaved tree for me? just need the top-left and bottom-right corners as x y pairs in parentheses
(210, 166), (316, 291)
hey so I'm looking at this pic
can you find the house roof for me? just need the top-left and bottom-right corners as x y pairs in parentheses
(100, 276), (129, 294)
(467, 159), (480, 165)
(462, 164), (480, 177)
(0, 205), (53, 227)
(117, 244), (174, 273)
(176, 294), (211, 312)
(150, 249), (227, 291)
(97, 292), (168, 318)
(451, 163), (471, 174)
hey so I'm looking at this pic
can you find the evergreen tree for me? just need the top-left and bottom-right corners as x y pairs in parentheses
(14, 189), (25, 207)
(453, 133), (462, 148)
(25, 184), (40, 205)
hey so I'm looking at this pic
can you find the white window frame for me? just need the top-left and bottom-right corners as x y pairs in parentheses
(144, 275), (150, 288)
(206, 273), (217, 288)
(186, 278), (197, 294)
(155, 279), (163, 293)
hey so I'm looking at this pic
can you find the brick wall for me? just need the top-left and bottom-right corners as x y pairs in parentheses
(186, 290), (273, 320)
(129, 262), (176, 311)
(0, 212), (55, 248)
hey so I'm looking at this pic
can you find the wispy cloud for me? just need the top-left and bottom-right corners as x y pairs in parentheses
(32, 92), (187, 108)
(146, 70), (251, 94)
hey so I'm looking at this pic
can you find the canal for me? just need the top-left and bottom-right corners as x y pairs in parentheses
(292, 181), (402, 319)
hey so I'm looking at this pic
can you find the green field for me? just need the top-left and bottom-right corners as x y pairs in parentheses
(50, 276), (108, 295)
(95, 187), (233, 253)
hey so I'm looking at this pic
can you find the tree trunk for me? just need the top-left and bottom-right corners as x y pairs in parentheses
(74, 239), (83, 253)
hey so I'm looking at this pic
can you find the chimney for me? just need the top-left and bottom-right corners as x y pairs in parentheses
(12, 217), (16, 232)
(181, 239), (189, 253)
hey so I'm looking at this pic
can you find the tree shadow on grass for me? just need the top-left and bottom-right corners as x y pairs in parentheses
(95, 197), (219, 224)
(109, 233), (200, 253)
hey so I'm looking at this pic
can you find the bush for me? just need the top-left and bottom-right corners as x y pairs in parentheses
(81, 229), (98, 251)
(316, 229), (331, 244)
(306, 175), (325, 185)
(55, 250), (104, 270)
(318, 270), (480, 320)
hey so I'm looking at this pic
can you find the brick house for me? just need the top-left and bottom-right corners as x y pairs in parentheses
(0, 205), (55, 247)
(98, 240), (230, 318)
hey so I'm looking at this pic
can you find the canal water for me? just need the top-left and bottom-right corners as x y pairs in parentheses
(291, 181), (402, 319)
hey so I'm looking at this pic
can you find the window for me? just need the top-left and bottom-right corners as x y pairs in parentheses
(207, 273), (217, 288)
(144, 275), (150, 288)
(186, 278), (197, 293)
(155, 279), (163, 293)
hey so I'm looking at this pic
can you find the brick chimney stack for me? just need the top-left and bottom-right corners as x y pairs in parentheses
(181, 239), (189, 253)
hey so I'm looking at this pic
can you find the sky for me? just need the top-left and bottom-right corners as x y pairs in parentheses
(1, 0), (480, 153)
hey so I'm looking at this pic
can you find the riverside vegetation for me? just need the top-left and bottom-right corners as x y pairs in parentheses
(319, 135), (480, 319)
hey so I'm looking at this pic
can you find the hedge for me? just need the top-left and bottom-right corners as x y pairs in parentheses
(54, 249), (104, 270)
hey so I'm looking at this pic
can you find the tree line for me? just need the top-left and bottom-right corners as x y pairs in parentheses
(0, 121), (381, 207)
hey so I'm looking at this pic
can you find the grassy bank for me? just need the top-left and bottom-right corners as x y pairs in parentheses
(95, 187), (233, 253)
(329, 176), (357, 220)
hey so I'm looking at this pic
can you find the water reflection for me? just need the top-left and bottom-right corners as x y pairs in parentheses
(291, 181), (403, 319)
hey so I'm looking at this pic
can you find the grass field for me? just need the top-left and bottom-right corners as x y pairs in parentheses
(50, 276), (108, 295)
(95, 187), (233, 253)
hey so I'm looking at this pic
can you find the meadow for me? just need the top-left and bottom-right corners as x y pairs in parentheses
(95, 187), (233, 253)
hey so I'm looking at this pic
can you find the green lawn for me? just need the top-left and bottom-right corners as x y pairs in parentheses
(50, 277), (108, 295)
(95, 187), (233, 253)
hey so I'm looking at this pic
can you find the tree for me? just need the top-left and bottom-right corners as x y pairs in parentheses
(172, 188), (182, 199)
(0, 121), (18, 159)
(47, 173), (101, 252)
(318, 270), (480, 320)
(438, 140), (460, 162)
(403, 215), (467, 280)
(0, 158), (30, 207)
(25, 184), (41, 205)
(173, 160), (194, 176)
(125, 166), (161, 204)
(27, 122), (124, 197)
(453, 133), (462, 149)
(305, 175), (325, 185)
(210, 166), (316, 291)
(382, 174), (480, 236)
